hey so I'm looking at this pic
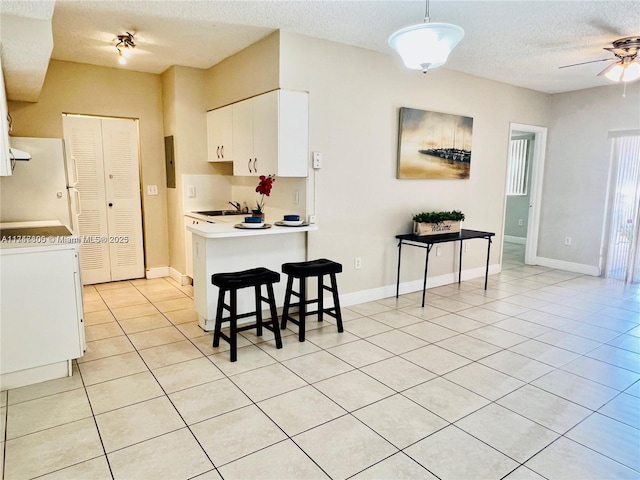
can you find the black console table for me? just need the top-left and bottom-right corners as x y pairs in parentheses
(395, 229), (495, 307)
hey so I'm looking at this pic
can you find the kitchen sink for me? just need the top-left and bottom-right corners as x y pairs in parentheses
(194, 210), (246, 216)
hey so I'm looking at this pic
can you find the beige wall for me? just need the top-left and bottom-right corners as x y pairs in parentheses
(204, 31), (280, 110)
(279, 32), (551, 294)
(7, 60), (169, 270)
(539, 83), (640, 270)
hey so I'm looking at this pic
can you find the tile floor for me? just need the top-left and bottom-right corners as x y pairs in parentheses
(1, 242), (639, 479)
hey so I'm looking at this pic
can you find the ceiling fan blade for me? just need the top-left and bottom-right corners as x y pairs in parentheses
(558, 58), (613, 69)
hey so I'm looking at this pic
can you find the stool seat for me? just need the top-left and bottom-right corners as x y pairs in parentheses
(212, 267), (282, 362)
(213, 267), (280, 289)
(282, 258), (342, 277)
(280, 258), (344, 342)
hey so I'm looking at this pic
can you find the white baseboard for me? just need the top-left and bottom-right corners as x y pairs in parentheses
(168, 267), (192, 286)
(145, 267), (192, 286)
(504, 235), (526, 245)
(339, 264), (501, 307)
(146, 266), (170, 279)
(535, 256), (600, 276)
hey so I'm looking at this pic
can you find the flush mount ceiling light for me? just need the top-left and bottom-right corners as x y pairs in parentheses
(115, 32), (136, 65)
(388, 0), (464, 73)
(599, 37), (640, 83)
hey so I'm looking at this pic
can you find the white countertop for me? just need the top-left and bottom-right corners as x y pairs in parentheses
(187, 214), (317, 238)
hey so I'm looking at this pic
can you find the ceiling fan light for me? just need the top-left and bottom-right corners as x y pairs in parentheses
(622, 61), (640, 82)
(389, 22), (464, 72)
(604, 63), (624, 82)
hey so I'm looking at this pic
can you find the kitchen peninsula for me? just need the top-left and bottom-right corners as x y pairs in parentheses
(188, 216), (317, 331)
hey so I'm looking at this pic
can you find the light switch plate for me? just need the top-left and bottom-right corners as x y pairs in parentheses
(188, 185), (196, 197)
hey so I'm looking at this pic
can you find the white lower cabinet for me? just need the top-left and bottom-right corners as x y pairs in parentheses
(0, 244), (85, 390)
(184, 215), (203, 278)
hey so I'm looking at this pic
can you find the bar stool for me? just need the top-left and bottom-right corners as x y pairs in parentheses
(280, 258), (344, 342)
(212, 267), (283, 362)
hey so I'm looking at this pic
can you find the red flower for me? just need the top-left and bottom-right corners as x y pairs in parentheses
(256, 175), (275, 196)
(255, 175), (275, 212)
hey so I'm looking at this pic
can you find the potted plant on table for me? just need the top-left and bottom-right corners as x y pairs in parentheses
(252, 175), (275, 221)
(412, 210), (465, 236)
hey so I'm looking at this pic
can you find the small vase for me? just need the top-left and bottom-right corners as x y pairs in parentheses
(252, 210), (265, 221)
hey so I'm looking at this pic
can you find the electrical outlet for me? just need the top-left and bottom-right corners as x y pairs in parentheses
(436, 247), (442, 256)
(312, 151), (322, 169)
(464, 242), (470, 253)
(564, 236), (572, 246)
(147, 185), (158, 196)
(518, 218), (524, 226)
(354, 257), (362, 269)
(308, 214), (316, 224)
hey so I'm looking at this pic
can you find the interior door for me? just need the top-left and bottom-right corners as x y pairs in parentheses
(63, 116), (111, 284)
(101, 118), (144, 282)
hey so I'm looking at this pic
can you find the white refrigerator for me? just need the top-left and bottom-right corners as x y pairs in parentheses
(0, 137), (81, 231)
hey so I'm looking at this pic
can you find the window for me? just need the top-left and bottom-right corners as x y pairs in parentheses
(506, 137), (530, 195)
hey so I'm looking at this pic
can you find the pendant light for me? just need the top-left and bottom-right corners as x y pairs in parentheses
(389, 0), (464, 73)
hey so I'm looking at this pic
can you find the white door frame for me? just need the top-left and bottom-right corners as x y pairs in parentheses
(508, 123), (548, 265)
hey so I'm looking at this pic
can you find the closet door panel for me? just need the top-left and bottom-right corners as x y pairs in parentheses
(101, 118), (144, 281)
(63, 116), (111, 284)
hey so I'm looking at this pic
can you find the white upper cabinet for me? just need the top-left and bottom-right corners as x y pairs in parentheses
(206, 104), (233, 162)
(231, 89), (308, 177)
(233, 91), (278, 176)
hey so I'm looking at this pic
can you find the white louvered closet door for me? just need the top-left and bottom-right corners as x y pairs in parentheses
(101, 118), (144, 281)
(63, 116), (111, 284)
(63, 116), (144, 284)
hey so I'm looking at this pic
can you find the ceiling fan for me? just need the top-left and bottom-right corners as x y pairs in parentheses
(559, 36), (640, 83)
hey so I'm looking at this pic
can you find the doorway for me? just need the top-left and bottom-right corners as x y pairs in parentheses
(503, 123), (548, 267)
(63, 114), (145, 285)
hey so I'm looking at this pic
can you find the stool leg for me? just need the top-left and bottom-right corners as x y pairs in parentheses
(330, 272), (344, 333)
(298, 276), (307, 342)
(317, 274), (324, 323)
(255, 284), (263, 337)
(213, 288), (226, 347)
(281, 275), (294, 330)
(266, 282), (283, 349)
(230, 288), (238, 362)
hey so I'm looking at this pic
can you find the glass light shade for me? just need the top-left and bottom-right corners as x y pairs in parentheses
(118, 51), (127, 65)
(389, 22), (464, 72)
(604, 63), (625, 81)
(622, 61), (640, 82)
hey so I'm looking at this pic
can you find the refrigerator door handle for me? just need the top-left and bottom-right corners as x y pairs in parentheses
(69, 156), (79, 187)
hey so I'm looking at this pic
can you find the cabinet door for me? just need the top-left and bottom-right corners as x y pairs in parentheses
(184, 216), (200, 278)
(252, 91), (278, 176)
(0, 247), (83, 374)
(207, 106), (233, 162)
(278, 90), (309, 177)
(232, 99), (254, 175)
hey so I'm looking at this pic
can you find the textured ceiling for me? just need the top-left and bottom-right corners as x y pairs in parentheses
(3, 0), (640, 99)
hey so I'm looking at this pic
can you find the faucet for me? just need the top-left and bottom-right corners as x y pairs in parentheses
(228, 201), (241, 212)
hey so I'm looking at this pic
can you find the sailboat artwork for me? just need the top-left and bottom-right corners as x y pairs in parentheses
(396, 107), (473, 179)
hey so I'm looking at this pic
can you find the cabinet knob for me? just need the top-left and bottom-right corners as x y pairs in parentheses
(108, 202), (113, 207)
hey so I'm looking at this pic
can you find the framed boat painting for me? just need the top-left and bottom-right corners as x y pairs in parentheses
(396, 107), (473, 179)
